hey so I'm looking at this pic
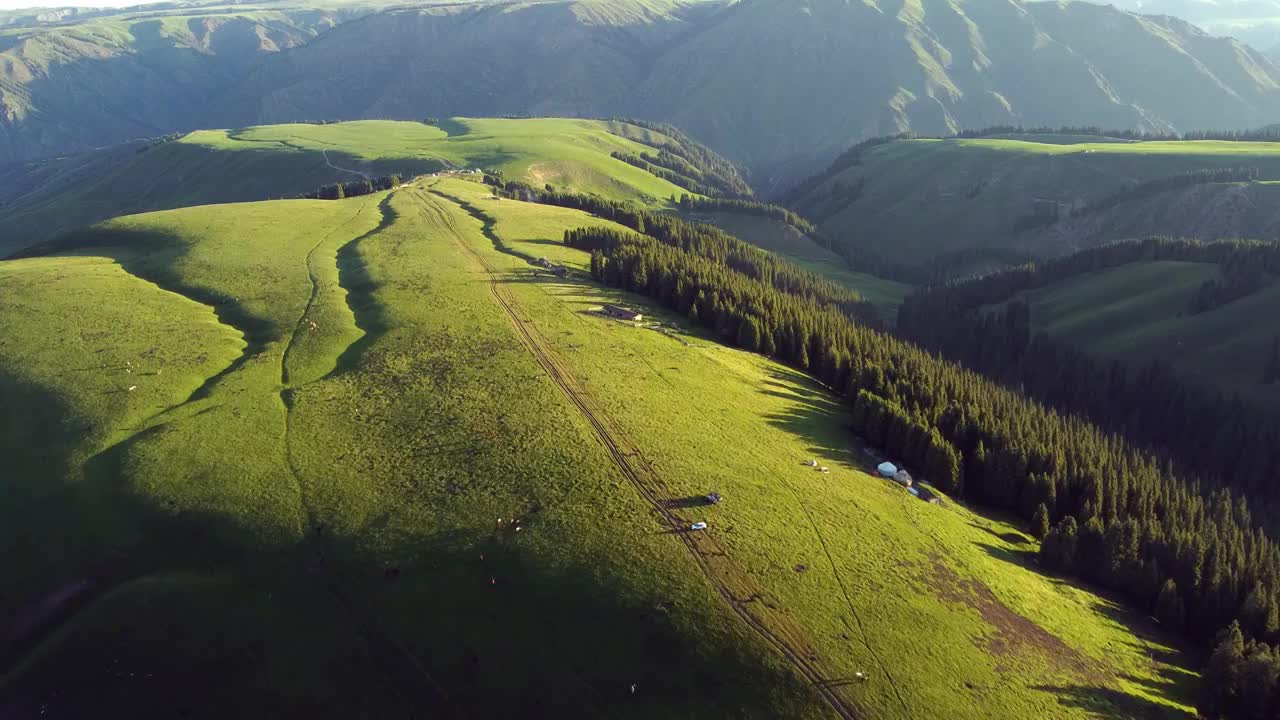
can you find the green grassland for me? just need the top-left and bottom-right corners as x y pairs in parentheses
(0, 118), (693, 256)
(0, 180), (1197, 718)
(796, 135), (1280, 267)
(990, 260), (1280, 413)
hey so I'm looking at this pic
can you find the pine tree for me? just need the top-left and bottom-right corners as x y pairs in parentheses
(1155, 579), (1186, 632)
(1201, 621), (1246, 717)
(1031, 503), (1051, 540)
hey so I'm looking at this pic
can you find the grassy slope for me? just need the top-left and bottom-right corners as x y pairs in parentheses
(423, 176), (1198, 719)
(0, 183), (1197, 718)
(0, 118), (692, 256)
(803, 136), (1280, 266)
(996, 260), (1280, 412)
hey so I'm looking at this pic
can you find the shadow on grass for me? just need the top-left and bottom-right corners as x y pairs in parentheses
(435, 118), (470, 138)
(1031, 684), (1194, 719)
(18, 225), (279, 404)
(974, 541), (1040, 569)
(332, 195), (398, 375)
(0, 370), (820, 718)
(969, 522), (1031, 545)
(664, 496), (715, 510)
(760, 367), (859, 467)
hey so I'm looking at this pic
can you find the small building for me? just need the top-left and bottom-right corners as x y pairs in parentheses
(877, 462), (898, 478)
(603, 304), (644, 322)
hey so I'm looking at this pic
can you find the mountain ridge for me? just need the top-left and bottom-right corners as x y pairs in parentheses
(4, 0), (1280, 183)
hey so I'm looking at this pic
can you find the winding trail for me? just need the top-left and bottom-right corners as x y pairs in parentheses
(281, 194), (377, 386)
(418, 187), (862, 720)
(321, 149), (372, 181)
(276, 189), (456, 717)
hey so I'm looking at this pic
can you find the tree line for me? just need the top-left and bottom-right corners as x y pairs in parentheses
(1073, 167), (1261, 218)
(548, 203), (1280, 720)
(1191, 249), (1276, 315)
(675, 195), (821, 239)
(606, 117), (751, 196)
(301, 174), (401, 200)
(568, 220), (1280, 667)
(897, 236), (1280, 520)
(560, 219), (878, 325)
(610, 151), (732, 199)
(671, 192), (928, 284)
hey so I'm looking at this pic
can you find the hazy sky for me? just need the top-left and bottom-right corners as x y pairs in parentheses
(0, 0), (151, 9)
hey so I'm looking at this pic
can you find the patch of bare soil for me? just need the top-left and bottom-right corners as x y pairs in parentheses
(922, 553), (1106, 681)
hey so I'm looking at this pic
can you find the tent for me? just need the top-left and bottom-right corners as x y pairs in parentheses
(877, 462), (898, 477)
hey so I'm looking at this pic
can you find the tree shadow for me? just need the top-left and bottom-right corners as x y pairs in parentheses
(1031, 684), (1194, 719)
(664, 496), (715, 510)
(969, 522), (1031, 545)
(760, 368), (860, 468)
(973, 541), (1040, 569)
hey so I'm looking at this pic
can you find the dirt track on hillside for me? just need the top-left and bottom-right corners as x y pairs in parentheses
(419, 188), (862, 720)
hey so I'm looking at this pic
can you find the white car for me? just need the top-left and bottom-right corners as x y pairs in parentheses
(690, 522), (708, 531)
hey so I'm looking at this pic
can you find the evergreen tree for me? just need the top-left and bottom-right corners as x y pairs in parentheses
(1202, 622), (1247, 717)
(1155, 579), (1186, 633)
(1031, 503), (1050, 540)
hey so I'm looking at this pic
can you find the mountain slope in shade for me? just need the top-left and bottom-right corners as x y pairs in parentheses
(3, 0), (1280, 182)
(786, 134), (1280, 272)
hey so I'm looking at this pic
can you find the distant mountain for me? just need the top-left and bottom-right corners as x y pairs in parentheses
(1104, 0), (1280, 50)
(5, 0), (1280, 183)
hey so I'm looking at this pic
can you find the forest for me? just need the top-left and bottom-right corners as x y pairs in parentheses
(532, 194), (1280, 718)
(301, 174), (401, 200)
(898, 238), (1280, 505)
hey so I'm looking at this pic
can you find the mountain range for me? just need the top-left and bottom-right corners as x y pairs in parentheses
(4, 0), (1280, 184)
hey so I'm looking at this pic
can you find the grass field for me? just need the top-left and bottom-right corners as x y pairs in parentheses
(0, 118), (693, 256)
(992, 260), (1280, 414)
(796, 135), (1280, 266)
(0, 181), (1198, 718)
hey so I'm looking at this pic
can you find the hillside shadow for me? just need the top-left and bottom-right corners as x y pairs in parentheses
(0, 367), (818, 718)
(435, 118), (470, 138)
(1031, 684), (1193, 720)
(19, 225), (277, 403)
(333, 195), (398, 375)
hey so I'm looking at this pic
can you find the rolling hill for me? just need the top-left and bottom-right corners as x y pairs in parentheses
(0, 117), (720, 255)
(5, 0), (1280, 184)
(994, 258), (1280, 413)
(0, 168), (1199, 718)
(787, 132), (1280, 274)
